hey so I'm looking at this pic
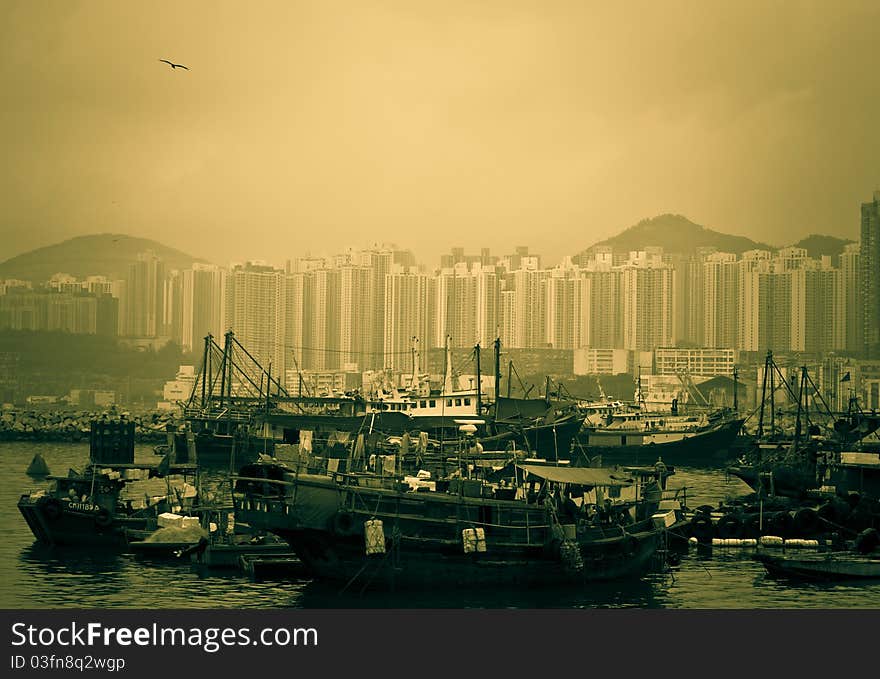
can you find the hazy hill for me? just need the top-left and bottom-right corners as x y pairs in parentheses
(577, 214), (773, 258)
(0, 234), (207, 282)
(790, 234), (855, 259)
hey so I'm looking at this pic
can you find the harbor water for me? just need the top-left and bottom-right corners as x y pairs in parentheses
(2, 442), (879, 609)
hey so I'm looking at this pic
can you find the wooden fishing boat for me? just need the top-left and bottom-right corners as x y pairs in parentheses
(756, 551), (880, 580)
(17, 419), (199, 548)
(232, 449), (669, 589)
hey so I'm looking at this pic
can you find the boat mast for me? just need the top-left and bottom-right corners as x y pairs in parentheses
(219, 331), (230, 410)
(769, 352), (776, 438)
(794, 365), (805, 450)
(443, 334), (454, 393)
(733, 365), (739, 413)
(200, 334), (209, 409)
(410, 336), (419, 388)
(493, 337), (501, 408)
(758, 351), (769, 439)
(475, 343), (482, 415)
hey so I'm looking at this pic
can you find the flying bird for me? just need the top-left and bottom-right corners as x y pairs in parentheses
(159, 59), (189, 70)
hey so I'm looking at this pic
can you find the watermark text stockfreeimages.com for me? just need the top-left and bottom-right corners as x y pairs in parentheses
(10, 621), (318, 654)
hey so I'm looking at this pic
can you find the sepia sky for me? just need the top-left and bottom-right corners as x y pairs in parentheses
(1, 0), (878, 267)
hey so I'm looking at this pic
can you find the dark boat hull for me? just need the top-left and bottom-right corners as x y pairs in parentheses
(576, 418), (745, 467)
(17, 497), (151, 548)
(270, 527), (659, 588)
(727, 465), (816, 499)
(490, 416), (585, 461)
(757, 552), (880, 580)
(730, 453), (880, 501)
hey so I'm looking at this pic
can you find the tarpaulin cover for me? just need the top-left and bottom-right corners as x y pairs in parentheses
(516, 464), (635, 487)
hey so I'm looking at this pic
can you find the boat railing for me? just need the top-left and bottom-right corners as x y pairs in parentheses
(661, 486), (687, 507)
(184, 406), (253, 424)
(231, 473), (650, 546)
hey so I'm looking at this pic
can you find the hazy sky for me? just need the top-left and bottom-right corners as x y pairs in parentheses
(1, 0), (878, 267)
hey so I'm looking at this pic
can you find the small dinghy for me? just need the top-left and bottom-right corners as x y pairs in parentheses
(756, 551), (880, 580)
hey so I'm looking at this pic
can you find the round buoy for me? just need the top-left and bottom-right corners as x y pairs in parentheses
(766, 511), (792, 537)
(854, 528), (879, 555)
(690, 514), (715, 543)
(716, 514), (743, 539)
(741, 513), (761, 538)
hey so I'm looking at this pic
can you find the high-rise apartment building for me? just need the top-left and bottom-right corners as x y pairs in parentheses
(384, 269), (432, 372)
(121, 251), (166, 338)
(302, 267), (339, 371)
(621, 264), (675, 351)
(543, 268), (590, 350)
(225, 262), (286, 376)
(862, 190), (880, 357)
(737, 250), (772, 352)
(509, 268), (548, 348)
(703, 252), (739, 348)
(587, 270), (623, 349)
(840, 242), (862, 354)
(177, 264), (227, 352)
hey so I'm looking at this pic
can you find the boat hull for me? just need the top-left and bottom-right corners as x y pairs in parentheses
(576, 418), (745, 467)
(757, 552), (880, 580)
(190, 541), (295, 568)
(271, 527), (659, 588)
(727, 465), (816, 499)
(17, 496), (151, 548)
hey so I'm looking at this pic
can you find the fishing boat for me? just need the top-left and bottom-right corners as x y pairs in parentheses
(17, 419), (199, 548)
(756, 551), (880, 580)
(231, 430), (670, 589)
(729, 354), (880, 501)
(576, 408), (744, 467)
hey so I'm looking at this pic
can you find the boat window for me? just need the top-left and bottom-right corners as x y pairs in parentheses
(464, 398), (471, 406)
(429, 400), (436, 408)
(447, 399), (453, 407)
(455, 398), (462, 406)
(420, 401), (427, 408)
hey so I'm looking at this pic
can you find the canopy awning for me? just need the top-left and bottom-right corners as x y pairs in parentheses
(516, 464), (635, 487)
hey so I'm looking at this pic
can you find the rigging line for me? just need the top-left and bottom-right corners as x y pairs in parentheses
(269, 341), (417, 357)
(230, 335), (290, 397)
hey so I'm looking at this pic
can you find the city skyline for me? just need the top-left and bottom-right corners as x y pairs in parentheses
(3, 190), (878, 383)
(2, 2), (879, 267)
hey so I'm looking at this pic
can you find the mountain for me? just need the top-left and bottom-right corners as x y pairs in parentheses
(789, 234), (855, 260)
(0, 234), (207, 282)
(577, 214), (773, 258)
